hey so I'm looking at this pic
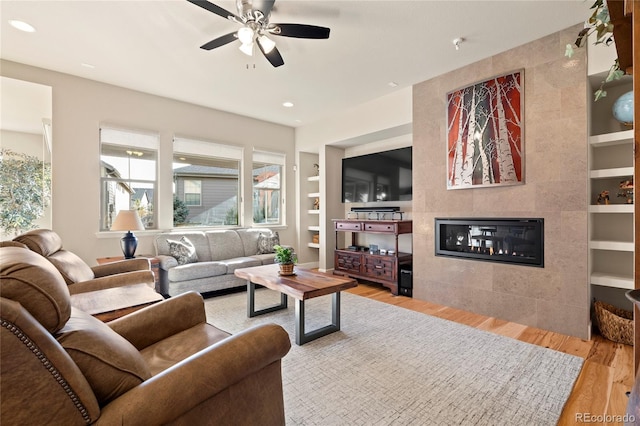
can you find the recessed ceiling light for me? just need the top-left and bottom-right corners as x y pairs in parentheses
(9, 20), (35, 33)
(388, 82), (398, 88)
(282, 101), (294, 108)
(81, 63), (96, 69)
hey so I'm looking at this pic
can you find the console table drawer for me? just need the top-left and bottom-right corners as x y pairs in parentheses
(335, 252), (362, 274)
(363, 257), (395, 280)
(364, 222), (396, 233)
(335, 221), (362, 231)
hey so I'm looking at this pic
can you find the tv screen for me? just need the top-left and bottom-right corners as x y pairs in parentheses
(342, 147), (412, 203)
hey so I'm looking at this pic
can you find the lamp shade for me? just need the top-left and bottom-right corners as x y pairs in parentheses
(111, 210), (144, 232)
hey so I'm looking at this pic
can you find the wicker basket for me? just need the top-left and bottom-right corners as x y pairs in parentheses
(594, 301), (633, 346)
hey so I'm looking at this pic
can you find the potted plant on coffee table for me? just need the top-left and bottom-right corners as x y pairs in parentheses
(273, 245), (297, 275)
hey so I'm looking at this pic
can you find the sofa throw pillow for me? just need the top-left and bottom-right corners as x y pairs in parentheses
(167, 236), (198, 265)
(257, 232), (280, 254)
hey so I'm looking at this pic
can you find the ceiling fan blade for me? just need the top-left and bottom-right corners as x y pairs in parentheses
(258, 42), (284, 67)
(200, 32), (238, 50)
(186, 0), (240, 21)
(252, 0), (276, 17)
(270, 23), (330, 39)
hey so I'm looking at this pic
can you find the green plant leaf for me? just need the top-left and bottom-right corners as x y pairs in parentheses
(565, 44), (574, 58)
(594, 89), (607, 101)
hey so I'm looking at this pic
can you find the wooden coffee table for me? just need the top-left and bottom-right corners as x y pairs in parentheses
(70, 283), (164, 322)
(234, 264), (357, 345)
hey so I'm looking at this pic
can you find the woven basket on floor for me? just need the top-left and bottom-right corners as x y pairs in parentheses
(594, 301), (633, 346)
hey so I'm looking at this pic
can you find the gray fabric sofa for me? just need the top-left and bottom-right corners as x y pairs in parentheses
(154, 228), (282, 297)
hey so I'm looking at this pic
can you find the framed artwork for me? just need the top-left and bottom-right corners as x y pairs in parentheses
(446, 70), (523, 190)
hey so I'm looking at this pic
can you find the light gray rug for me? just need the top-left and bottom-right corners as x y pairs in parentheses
(204, 289), (583, 425)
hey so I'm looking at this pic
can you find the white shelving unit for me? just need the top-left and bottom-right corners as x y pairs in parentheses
(306, 175), (321, 249)
(588, 75), (634, 313)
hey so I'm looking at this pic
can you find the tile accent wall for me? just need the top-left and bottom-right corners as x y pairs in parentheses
(412, 25), (589, 339)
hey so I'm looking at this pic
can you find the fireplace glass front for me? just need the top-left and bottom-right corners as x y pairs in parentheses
(435, 218), (544, 267)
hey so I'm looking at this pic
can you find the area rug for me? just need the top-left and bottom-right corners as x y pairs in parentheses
(204, 290), (583, 425)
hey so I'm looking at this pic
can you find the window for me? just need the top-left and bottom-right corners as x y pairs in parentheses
(100, 127), (158, 231)
(173, 137), (242, 227)
(183, 179), (202, 206)
(252, 150), (285, 225)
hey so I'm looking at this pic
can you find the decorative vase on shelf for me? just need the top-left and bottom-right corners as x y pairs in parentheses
(612, 91), (633, 126)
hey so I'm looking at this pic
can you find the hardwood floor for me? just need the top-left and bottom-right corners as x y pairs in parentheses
(346, 283), (635, 425)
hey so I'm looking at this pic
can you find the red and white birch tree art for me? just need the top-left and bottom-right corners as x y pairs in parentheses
(446, 71), (523, 189)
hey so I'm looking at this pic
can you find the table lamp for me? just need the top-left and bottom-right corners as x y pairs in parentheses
(111, 209), (145, 258)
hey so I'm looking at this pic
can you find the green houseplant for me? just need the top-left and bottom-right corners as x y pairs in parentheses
(0, 148), (52, 237)
(273, 244), (297, 275)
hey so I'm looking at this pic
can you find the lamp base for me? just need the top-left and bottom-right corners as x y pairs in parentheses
(120, 231), (138, 259)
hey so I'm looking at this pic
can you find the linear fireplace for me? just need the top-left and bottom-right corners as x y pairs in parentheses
(435, 218), (544, 267)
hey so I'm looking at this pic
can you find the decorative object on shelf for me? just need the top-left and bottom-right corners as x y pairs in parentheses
(446, 70), (523, 190)
(596, 190), (610, 205)
(313, 197), (320, 210)
(312, 234), (319, 244)
(612, 91), (634, 125)
(273, 244), (297, 275)
(617, 178), (634, 204)
(111, 209), (145, 259)
(313, 163), (320, 176)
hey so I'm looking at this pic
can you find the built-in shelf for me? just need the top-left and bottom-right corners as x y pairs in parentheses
(589, 129), (634, 146)
(307, 176), (320, 182)
(589, 167), (634, 179)
(307, 192), (320, 198)
(589, 204), (634, 213)
(307, 210), (320, 215)
(591, 272), (634, 290)
(307, 243), (320, 249)
(308, 225), (320, 232)
(589, 240), (634, 251)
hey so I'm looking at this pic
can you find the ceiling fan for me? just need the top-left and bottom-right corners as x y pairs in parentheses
(187, 0), (330, 67)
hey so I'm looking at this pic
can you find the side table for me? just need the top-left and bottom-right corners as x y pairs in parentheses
(96, 255), (161, 293)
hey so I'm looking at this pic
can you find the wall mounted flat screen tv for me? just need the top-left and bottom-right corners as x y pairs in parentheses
(342, 147), (412, 203)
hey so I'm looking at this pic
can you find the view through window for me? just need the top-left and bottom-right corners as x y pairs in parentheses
(100, 127), (158, 231)
(252, 150), (284, 225)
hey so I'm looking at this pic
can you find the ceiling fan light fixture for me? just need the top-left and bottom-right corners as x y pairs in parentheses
(239, 41), (254, 56)
(257, 35), (276, 53)
(237, 26), (254, 44)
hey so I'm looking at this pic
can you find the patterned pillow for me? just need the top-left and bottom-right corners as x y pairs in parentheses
(257, 232), (280, 254)
(167, 236), (198, 265)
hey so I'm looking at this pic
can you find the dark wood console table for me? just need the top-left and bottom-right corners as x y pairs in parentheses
(333, 219), (412, 295)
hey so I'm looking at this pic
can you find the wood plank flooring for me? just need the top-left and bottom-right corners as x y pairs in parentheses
(346, 283), (635, 425)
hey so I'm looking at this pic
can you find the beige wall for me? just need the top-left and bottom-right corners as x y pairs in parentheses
(412, 25), (589, 338)
(0, 60), (296, 266)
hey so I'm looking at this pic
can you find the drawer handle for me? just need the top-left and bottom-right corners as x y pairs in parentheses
(375, 265), (383, 269)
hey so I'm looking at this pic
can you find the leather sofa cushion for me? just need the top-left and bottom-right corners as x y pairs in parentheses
(140, 323), (230, 376)
(0, 247), (71, 333)
(47, 250), (95, 284)
(56, 308), (152, 406)
(168, 261), (227, 283)
(14, 228), (64, 256)
(219, 257), (262, 273)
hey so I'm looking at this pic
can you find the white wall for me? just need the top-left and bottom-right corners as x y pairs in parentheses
(1, 60), (296, 265)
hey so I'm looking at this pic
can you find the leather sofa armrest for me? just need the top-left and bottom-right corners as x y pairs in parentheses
(67, 271), (155, 295)
(96, 323), (291, 425)
(91, 258), (150, 277)
(107, 292), (206, 350)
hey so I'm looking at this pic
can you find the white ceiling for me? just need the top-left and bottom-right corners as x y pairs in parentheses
(0, 1), (589, 128)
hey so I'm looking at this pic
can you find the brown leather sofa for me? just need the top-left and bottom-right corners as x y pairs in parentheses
(0, 247), (291, 425)
(13, 228), (155, 294)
